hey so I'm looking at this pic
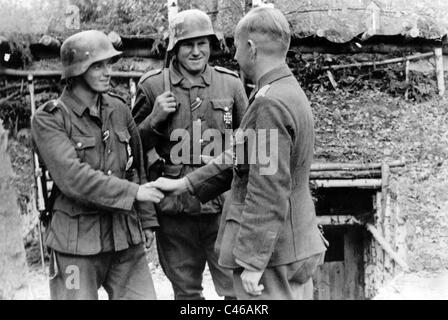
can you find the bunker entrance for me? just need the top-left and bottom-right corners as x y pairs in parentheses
(310, 163), (407, 300)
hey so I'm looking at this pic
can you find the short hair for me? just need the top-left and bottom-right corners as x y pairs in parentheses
(235, 7), (291, 54)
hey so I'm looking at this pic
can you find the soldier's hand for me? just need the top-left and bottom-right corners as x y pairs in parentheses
(136, 183), (165, 203)
(241, 269), (264, 296)
(150, 91), (177, 125)
(152, 177), (189, 196)
(143, 229), (155, 249)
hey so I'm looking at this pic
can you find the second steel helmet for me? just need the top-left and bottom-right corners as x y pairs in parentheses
(167, 9), (217, 52)
(60, 30), (122, 80)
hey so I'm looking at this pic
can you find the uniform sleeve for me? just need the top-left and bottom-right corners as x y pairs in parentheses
(31, 109), (139, 213)
(132, 85), (163, 153)
(126, 108), (159, 229)
(232, 97), (294, 271)
(232, 78), (248, 128)
(186, 149), (234, 202)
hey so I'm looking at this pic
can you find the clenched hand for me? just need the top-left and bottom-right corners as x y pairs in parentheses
(150, 91), (177, 125)
(241, 269), (264, 296)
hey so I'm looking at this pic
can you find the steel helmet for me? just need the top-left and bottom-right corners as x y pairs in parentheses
(60, 30), (122, 80)
(167, 9), (217, 52)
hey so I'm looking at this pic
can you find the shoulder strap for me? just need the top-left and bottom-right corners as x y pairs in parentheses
(55, 99), (73, 139)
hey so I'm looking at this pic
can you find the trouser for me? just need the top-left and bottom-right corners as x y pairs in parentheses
(49, 244), (156, 300)
(232, 252), (325, 300)
(156, 214), (235, 300)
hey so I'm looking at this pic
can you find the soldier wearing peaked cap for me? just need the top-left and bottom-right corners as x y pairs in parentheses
(31, 30), (163, 300)
(152, 7), (329, 300)
(132, 9), (248, 300)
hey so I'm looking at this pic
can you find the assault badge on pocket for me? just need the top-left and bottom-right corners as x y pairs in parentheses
(125, 143), (133, 171)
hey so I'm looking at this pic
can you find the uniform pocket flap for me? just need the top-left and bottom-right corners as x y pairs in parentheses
(225, 203), (244, 223)
(163, 164), (183, 177)
(211, 99), (233, 111)
(73, 136), (96, 150)
(115, 129), (131, 143)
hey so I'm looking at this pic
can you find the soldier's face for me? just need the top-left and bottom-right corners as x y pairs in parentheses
(82, 58), (113, 93)
(176, 37), (210, 75)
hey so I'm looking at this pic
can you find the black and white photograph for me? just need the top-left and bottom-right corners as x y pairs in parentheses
(1, 0), (448, 303)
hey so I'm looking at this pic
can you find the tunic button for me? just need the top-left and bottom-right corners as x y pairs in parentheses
(199, 139), (204, 144)
(224, 107), (229, 112)
(77, 142), (82, 148)
(107, 170), (112, 176)
(107, 149), (111, 154)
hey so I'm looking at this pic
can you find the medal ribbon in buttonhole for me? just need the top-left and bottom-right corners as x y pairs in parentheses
(191, 97), (202, 111)
(125, 143), (133, 171)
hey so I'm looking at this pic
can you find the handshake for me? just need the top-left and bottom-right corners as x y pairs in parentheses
(135, 177), (189, 203)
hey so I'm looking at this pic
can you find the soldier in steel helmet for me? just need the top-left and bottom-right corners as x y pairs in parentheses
(132, 9), (248, 300)
(31, 30), (164, 300)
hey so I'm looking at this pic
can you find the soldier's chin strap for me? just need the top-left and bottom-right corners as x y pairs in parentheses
(163, 68), (170, 93)
(163, 52), (173, 93)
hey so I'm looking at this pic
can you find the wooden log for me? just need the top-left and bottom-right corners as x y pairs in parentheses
(327, 70), (338, 89)
(395, 198), (407, 263)
(381, 163), (390, 237)
(0, 68), (144, 78)
(364, 223), (409, 272)
(311, 160), (405, 171)
(311, 179), (382, 189)
(434, 47), (445, 96)
(323, 52), (434, 71)
(316, 215), (362, 226)
(310, 170), (381, 180)
(0, 69), (61, 77)
(363, 234), (375, 298)
(375, 190), (382, 229)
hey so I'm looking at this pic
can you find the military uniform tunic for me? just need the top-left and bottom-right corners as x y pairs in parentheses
(132, 60), (248, 299)
(32, 89), (158, 255)
(186, 64), (327, 299)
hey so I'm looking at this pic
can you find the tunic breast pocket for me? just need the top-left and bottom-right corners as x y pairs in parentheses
(115, 129), (132, 172)
(73, 135), (98, 168)
(207, 99), (234, 133)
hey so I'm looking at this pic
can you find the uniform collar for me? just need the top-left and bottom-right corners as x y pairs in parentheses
(250, 63), (292, 100)
(61, 88), (109, 117)
(169, 59), (211, 87)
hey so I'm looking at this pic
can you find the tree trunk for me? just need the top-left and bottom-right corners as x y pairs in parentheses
(0, 120), (28, 299)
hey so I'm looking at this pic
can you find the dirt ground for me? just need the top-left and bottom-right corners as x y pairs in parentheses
(12, 263), (448, 300)
(373, 270), (448, 300)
